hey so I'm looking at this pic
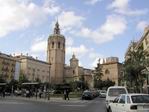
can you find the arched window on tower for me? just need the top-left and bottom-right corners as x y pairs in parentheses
(63, 43), (65, 49)
(105, 69), (110, 74)
(58, 42), (60, 49)
(52, 42), (54, 48)
(73, 70), (75, 75)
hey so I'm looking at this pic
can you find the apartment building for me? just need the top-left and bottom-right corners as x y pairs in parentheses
(15, 55), (51, 83)
(0, 52), (17, 82)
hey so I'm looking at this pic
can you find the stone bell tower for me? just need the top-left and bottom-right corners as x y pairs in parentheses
(47, 21), (65, 84)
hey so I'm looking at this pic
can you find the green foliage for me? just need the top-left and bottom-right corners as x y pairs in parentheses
(0, 75), (6, 83)
(94, 62), (103, 88)
(19, 72), (29, 83)
(94, 79), (115, 89)
(69, 80), (88, 92)
(124, 47), (149, 93)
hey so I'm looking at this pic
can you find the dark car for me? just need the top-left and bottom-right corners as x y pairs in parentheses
(82, 91), (93, 100)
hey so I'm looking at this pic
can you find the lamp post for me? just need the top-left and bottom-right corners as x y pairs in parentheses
(48, 63), (51, 100)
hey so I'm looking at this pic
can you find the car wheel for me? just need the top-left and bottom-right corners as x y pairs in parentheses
(106, 108), (109, 112)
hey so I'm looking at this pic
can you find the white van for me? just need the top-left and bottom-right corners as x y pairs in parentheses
(105, 86), (128, 112)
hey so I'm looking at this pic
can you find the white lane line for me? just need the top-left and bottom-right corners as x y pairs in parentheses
(60, 104), (86, 107)
(0, 101), (27, 105)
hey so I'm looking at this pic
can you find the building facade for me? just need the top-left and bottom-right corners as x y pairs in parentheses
(98, 57), (123, 86)
(15, 55), (50, 83)
(64, 54), (93, 88)
(0, 52), (17, 82)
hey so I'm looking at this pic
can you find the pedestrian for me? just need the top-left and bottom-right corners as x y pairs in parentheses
(35, 89), (38, 99)
(66, 89), (69, 100)
(2, 89), (5, 98)
(39, 90), (42, 99)
(64, 89), (67, 100)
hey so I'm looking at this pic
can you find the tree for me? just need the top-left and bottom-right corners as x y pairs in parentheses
(0, 74), (6, 83)
(94, 59), (103, 88)
(94, 79), (115, 89)
(124, 47), (149, 93)
(18, 71), (29, 89)
(19, 74), (29, 83)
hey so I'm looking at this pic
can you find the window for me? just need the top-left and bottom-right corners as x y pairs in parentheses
(108, 88), (127, 97)
(127, 96), (131, 103)
(52, 42), (54, 48)
(63, 43), (65, 49)
(73, 70), (75, 75)
(113, 97), (119, 103)
(119, 95), (125, 103)
(105, 69), (110, 74)
(131, 95), (149, 103)
(58, 42), (60, 48)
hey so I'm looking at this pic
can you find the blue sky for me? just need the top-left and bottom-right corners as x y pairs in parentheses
(0, 0), (149, 68)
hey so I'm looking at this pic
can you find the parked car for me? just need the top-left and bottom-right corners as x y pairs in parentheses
(14, 90), (22, 96)
(91, 90), (99, 98)
(109, 94), (149, 112)
(99, 90), (106, 98)
(106, 86), (128, 112)
(82, 90), (93, 100)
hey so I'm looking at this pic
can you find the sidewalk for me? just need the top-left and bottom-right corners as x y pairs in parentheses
(2, 96), (81, 103)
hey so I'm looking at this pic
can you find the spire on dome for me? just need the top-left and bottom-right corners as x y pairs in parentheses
(54, 20), (60, 35)
(72, 53), (76, 59)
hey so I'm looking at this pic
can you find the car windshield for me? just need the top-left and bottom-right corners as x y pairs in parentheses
(101, 90), (106, 93)
(83, 91), (92, 95)
(131, 95), (149, 103)
(108, 88), (127, 96)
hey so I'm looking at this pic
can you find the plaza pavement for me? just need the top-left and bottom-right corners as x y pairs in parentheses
(0, 96), (81, 103)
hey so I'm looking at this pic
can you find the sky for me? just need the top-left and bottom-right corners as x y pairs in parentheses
(0, 0), (149, 69)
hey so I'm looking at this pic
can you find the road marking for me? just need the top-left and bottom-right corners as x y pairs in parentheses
(60, 104), (86, 107)
(0, 101), (27, 105)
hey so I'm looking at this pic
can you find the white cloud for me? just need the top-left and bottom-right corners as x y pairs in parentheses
(66, 43), (104, 68)
(43, 0), (60, 15)
(66, 37), (74, 46)
(108, 0), (148, 16)
(55, 11), (85, 33)
(137, 21), (148, 31)
(31, 40), (47, 53)
(89, 52), (104, 68)
(66, 44), (89, 58)
(108, 0), (129, 10)
(79, 15), (127, 44)
(0, 0), (60, 38)
(85, 0), (102, 5)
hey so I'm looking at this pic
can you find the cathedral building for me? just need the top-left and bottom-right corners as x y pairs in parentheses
(47, 21), (93, 87)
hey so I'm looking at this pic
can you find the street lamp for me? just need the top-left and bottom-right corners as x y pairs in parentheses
(48, 62), (51, 100)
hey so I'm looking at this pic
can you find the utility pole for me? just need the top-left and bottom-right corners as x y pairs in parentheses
(48, 63), (51, 100)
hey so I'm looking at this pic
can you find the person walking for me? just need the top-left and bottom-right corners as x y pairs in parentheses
(64, 89), (67, 100)
(66, 89), (69, 100)
(2, 89), (5, 98)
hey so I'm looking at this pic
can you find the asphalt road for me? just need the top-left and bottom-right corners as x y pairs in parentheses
(0, 97), (106, 112)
